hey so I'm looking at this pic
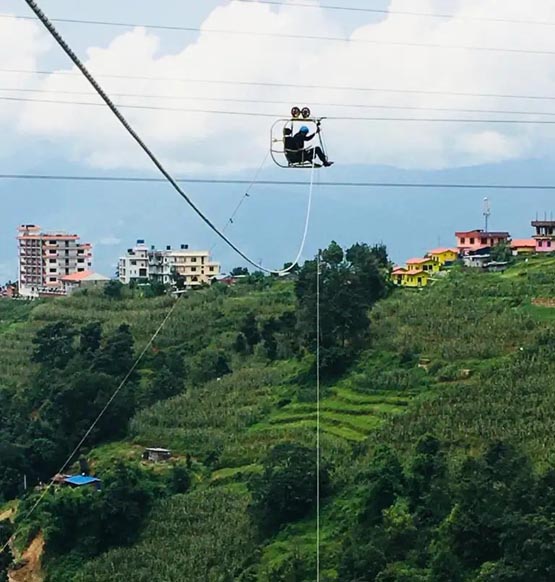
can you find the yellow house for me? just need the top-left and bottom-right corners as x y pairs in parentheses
(427, 248), (459, 267)
(405, 257), (441, 273)
(510, 239), (536, 255)
(392, 268), (431, 288)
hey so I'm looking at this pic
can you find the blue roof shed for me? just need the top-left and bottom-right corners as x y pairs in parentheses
(64, 475), (102, 488)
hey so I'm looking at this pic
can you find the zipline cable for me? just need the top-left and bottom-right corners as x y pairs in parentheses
(6, 67), (555, 104)
(7, 95), (555, 125)
(20, 0), (312, 276)
(5, 12), (555, 57)
(0, 295), (183, 556)
(5, 173), (555, 191)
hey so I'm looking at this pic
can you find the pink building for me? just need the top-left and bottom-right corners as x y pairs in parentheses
(17, 224), (92, 297)
(455, 229), (511, 253)
(532, 220), (555, 252)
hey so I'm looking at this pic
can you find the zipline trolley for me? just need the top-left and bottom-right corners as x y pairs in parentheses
(271, 106), (328, 169)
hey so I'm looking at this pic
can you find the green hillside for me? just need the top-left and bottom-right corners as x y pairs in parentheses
(4, 252), (555, 581)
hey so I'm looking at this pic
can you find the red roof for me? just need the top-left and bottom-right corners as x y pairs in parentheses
(455, 230), (510, 238)
(428, 247), (458, 255)
(60, 270), (93, 282)
(392, 268), (407, 275)
(511, 238), (536, 248)
(406, 258), (431, 265)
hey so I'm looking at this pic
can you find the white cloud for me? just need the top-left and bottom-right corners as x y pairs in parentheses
(4, 0), (555, 172)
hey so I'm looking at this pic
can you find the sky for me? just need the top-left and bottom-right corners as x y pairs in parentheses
(2, 0), (555, 280)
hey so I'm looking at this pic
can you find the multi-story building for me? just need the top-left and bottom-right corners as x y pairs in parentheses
(118, 240), (150, 284)
(455, 229), (511, 253)
(531, 220), (555, 252)
(118, 241), (220, 288)
(17, 225), (92, 297)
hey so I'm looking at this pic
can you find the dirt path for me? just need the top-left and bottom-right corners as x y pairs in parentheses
(8, 533), (44, 582)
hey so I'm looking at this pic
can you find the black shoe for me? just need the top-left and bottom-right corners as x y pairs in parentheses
(323, 160), (334, 167)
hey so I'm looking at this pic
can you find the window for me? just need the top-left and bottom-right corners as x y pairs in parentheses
(209, 267), (215, 272)
(49, 259), (56, 263)
(78, 268), (84, 272)
(539, 241), (544, 247)
(191, 257), (197, 262)
(481, 238), (487, 244)
(49, 268), (56, 273)
(49, 277), (57, 282)
(549, 241), (552, 248)
(191, 267), (197, 272)
(131, 260), (136, 266)
(78, 259), (84, 263)
(470, 238), (475, 244)
(139, 268), (147, 277)
(461, 237), (466, 244)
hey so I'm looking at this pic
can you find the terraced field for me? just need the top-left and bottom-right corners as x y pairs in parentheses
(251, 386), (410, 442)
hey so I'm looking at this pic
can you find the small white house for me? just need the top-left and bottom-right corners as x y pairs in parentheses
(463, 254), (491, 268)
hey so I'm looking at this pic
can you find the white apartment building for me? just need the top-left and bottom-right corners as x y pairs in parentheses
(118, 241), (220, 288)
(17, 225), (93, 297)
(118, 240), (150, 284)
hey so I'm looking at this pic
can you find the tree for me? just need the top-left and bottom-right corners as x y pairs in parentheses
(32, 322), (76, 369)
(249, 442), (330, 535)
(490, 241), (512, 263)
(261, 318), (278, 360)
(240, 313), (260, 350)
(147, 280), (167, 297)
(231, 267), (249, 276)
(170, 268), (186, 291)
(104, 280), (123, 299)
(95, 324), (134, 377)
(233, 333), (248, 354)
(282, 262), (300, 274)
(170, 464), (191, 494)
(407, 435), (450, 527)
(191, 348), (231, 384)
(148, 365), (184, 403)
(296, 241), (390, 377)
(79, 322), (102, 354)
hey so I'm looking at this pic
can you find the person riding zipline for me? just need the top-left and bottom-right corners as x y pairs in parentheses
(284, 124), (333, 167)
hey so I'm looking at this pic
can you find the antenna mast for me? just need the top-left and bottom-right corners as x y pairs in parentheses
(483, 197), (491, 233)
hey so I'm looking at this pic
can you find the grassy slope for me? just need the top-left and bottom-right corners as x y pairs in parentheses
(7, 257), (555, 580)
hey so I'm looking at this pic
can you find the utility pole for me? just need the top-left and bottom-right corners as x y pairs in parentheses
(483, 197), (491, 233)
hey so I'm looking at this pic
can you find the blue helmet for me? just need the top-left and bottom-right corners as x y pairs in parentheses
(299, 126), (310, 133)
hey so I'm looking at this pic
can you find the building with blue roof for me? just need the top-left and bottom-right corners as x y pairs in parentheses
(64, 475), (102, 490)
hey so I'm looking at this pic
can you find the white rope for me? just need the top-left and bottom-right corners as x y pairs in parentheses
(316, 249), (321, 582)
(22, 0), (315, 276)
